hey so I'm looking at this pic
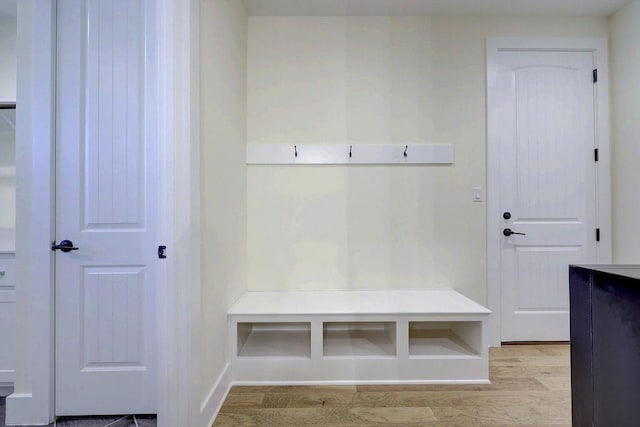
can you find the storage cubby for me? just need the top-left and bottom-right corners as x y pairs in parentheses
(237, 322), (311, 358)
(229, 290), (490, 383)
(409, 321), (482, 358)
(323, 322), (396, 358)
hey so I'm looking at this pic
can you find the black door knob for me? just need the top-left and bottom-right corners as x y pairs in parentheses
(503, 212), (512, 220)
(51, 240), (79, 252)
(503, 228), (526, 237)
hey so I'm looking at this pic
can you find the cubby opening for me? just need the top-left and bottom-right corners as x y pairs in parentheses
(237, 322), (311, 358)
(409, 321), (482, 358)
(323, 321), (396, 358)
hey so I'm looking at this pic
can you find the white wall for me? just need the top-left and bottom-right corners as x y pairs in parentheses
(199, 0), (247, 417)
(247, 16), (608, 303)
(610, 1), (640, 263)
(0, 16), (17, 101)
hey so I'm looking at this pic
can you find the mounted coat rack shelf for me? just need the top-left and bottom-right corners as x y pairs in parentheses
(246, 143), (454, 165)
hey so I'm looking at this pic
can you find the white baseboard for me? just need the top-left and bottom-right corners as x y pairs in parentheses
(5, 392), (52, 426)
(231, 379), (492, 386)
(200, 363), (232, 427)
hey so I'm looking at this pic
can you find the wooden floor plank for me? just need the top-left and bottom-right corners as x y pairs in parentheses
(213, 344), (571, 426)
(489, 365), (570, 378)
(431, 405), (571, 426)
(215, 407), (435, 426)
(355, 377), (548, 392)
(261, 388), (356, 408)
(351, 390), (569, 408)
(229, 385), (357, 395)
(533, 376), (571, 392)
(491, 356), (568, 366)
(220, 393), (265, 409)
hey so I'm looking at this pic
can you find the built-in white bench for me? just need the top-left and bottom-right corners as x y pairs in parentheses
(228, 289), (491, 384)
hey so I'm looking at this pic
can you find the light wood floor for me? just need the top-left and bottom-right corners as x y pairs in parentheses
(213, 344), (571, 426)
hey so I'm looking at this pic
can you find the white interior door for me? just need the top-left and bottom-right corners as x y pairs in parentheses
(493, 50), (598, 342)
(55, 0), (157, 415)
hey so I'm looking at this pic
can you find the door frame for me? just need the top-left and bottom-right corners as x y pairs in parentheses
(486, 37), (612, 347)
(8, 0), (198, 425)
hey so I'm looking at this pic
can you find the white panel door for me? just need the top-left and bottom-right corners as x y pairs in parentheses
(55, 0), (157, 415)
(495, 51), (597, 341)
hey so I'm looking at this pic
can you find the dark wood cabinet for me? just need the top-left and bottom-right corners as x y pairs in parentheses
(569, 265), (640, 427)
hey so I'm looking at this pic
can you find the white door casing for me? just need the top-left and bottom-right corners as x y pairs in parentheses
(55, 0), (157, 415)
(487, 39), (612, 344)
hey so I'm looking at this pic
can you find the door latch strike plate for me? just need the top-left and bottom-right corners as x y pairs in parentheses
(158, 245), (167, 259)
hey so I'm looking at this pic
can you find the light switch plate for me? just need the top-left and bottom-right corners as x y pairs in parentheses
(473, 186), (483, 202)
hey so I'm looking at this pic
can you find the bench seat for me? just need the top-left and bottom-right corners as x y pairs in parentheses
(228, 288), (491, 384)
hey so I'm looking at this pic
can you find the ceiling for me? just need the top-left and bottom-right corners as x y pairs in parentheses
(0, 1), (16, 19)
(244, 0), (631, 17)
(0, 1), (630, 19)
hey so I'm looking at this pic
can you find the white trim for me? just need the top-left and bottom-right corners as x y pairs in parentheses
(200, 363), (233, 427)
(5, 393), (35, 425)
(487, 37), (610, 51)
(486, 37), (612, 346)
(153, 0), (175, 424)
(231, 379), (491, 386)
(0, 371), (15, 383)
(155, 0), (201, 426)
(6, 2), (56, 425)
(246, 143), (454, 165)
(591, 42), (613, 265)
